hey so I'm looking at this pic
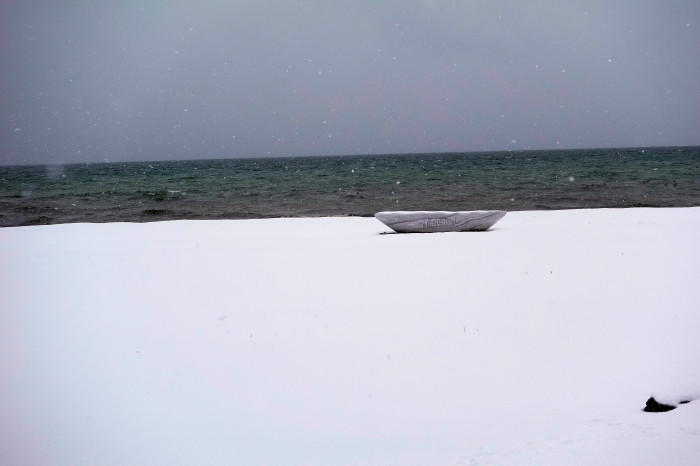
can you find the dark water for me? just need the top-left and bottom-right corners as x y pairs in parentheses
(1, 146), (698, 227)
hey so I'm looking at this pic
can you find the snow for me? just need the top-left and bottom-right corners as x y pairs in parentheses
(1, 207), (699, 465)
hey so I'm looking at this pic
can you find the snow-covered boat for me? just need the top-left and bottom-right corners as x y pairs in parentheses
(375, 210), (506, 233)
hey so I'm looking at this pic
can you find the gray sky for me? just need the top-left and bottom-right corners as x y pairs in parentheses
(1, 0), (698, 165)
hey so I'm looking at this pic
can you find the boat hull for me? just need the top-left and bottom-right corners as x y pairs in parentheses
(375, 210), (506, 233)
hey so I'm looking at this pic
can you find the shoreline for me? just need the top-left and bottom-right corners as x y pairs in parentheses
(3, 203), (700, 228)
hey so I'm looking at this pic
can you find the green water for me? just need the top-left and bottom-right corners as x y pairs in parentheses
(1, 146), (698, 226)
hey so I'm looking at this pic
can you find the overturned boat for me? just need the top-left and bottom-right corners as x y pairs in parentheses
(375, 210), (506, 233)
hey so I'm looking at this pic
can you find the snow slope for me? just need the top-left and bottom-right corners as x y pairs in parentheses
(1, 208), (699, 465)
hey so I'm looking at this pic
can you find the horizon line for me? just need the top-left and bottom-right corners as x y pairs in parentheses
(1, 143), (698, 168)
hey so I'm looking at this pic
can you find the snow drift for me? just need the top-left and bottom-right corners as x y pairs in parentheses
(1, 207), (699, 465)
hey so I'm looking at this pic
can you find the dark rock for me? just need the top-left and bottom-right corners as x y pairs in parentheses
(643, 397), (676, 412)
(679, 400), (691, 405)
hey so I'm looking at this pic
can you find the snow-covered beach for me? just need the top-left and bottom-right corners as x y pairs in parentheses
(2, 207), (699, 465)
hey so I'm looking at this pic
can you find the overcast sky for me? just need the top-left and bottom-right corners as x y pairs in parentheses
(1, 0), (698, 165)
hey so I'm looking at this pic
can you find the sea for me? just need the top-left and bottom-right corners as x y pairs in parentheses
(1, 146), (698, 227)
